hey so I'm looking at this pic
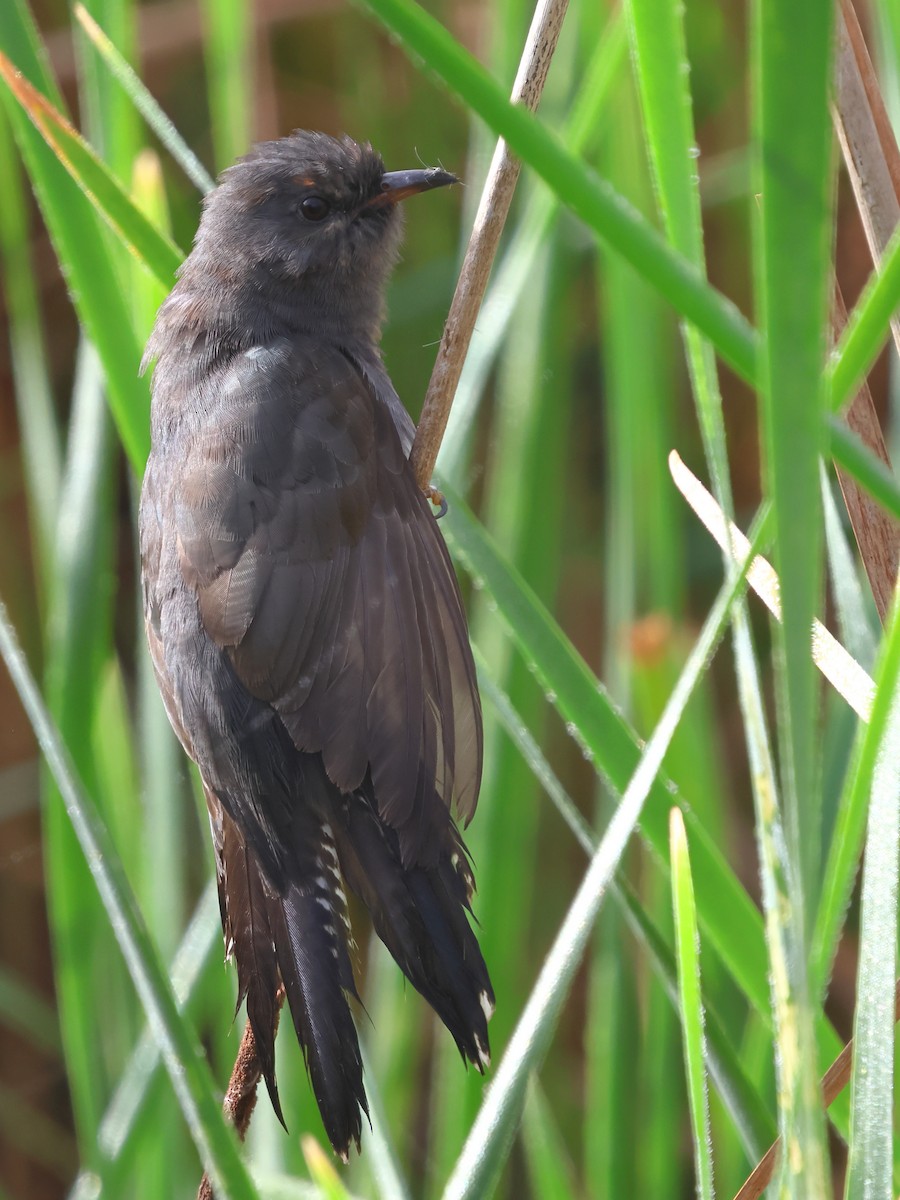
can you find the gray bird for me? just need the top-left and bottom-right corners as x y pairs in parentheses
(139, 130), (493, 1159)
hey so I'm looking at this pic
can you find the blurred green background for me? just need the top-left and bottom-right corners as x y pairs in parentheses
(0, 0), (898, 1197)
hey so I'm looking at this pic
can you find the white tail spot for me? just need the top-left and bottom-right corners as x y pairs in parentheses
(475, 1035), (491, 1070)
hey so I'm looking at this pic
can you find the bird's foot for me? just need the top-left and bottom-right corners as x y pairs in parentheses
(425, 484), (448, 519)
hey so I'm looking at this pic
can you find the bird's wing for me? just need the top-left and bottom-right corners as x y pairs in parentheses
(173, 337), (482, 861)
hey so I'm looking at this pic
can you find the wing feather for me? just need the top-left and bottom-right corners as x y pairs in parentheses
(173, 336), (482, 858)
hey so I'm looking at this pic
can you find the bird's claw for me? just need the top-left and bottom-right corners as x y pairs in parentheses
(425, 484), (448, 519)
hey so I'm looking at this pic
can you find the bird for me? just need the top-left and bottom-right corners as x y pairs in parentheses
(138, 130), (494, 1160)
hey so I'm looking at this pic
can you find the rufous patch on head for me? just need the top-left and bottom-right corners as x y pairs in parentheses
(290, 175), (318, 188)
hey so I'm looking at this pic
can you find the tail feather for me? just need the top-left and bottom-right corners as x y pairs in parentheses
(215, 798), (368, 1158)
(216, 799), (284, 1122)
(266, 870), (368, 1159)
(334, 791), (494, 1070)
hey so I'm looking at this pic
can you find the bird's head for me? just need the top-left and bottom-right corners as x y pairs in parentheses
(186, 131), (457, 343)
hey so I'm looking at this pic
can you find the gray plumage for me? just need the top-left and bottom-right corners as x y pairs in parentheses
(139, 131), (493, 1158)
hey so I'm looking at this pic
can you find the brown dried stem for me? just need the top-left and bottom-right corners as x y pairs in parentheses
(410, 0), (570, 491)
(831, 284), (899, 621)
(196, 1003), (283, 1200)
(832, 0), (900, 618)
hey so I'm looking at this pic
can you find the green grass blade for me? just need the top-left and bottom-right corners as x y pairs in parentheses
(0, 598), (260, 1200)
(844, 599), (900, 1199)
(73, 3), (215, 194)
(0, 108), (60, 583)
(354, 0), (759, 385)
(43, 339), (119, 1147)
(520, 1081), (578, 1200)
(357, 1042), (412, 1200)
(0, 0), (150, 469)
(0, 50), (183, 284)
(199, 0), (252, 170)
(827, 420), (900, 522)
(670, 809), (715, 1200)
(97, 882), (220, 1163)
(752, 0), (834, 1188)
(828, 217), (900, 412)
(71, 0), (140, 181)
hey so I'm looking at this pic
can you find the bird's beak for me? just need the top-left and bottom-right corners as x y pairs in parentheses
(365, 167), (459, 210)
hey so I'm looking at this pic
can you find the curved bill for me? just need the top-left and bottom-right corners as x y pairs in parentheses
(365, 167), (459, 209)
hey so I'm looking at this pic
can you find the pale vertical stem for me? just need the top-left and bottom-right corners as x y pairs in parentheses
(410, 0), (570, 489)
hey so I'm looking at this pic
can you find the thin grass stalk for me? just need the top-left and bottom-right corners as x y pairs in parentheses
(73, 4), (215, 194)
(670, 809), (715, 1200)
(844, 594), (900, 1199)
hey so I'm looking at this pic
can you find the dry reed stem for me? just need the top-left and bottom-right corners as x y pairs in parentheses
(196, 1003), (283, 1200)
(832, 284), (899, 621)
(832, 0), (900, 617)
(410, 0), (570, 490)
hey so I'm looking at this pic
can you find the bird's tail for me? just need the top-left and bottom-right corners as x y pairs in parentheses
(333, 790), (494, 1070)
(215, 801), (368, 1159)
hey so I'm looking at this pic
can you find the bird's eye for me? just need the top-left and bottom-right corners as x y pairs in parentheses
(300, 195), (330, 222)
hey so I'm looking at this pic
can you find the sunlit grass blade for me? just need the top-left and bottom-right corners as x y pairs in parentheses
(354, 0), (759, 385)
(669, 808), (715, 1200)
(302, 1136), (355, 1200)
(843, 595), (900, 1199)
(0, 50), (182, 284)
(73, 3), (214, 194)
(0, 0), (150, 468)
(669, 456), (875, 722)
(0, 597), (260, 1200)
